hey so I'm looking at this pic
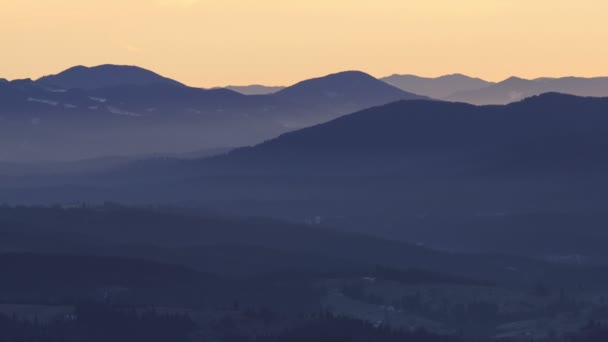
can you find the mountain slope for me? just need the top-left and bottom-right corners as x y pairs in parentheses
(31, 92), (604, 212)
(37, 64), (186, 90)
(274, 71), (428, 111)
(0, 68), (429, 161)
(448, 76), (608, 105)
(4, 94), (608, 261)
(16, 93), (608, 196)
(0, 206), (601, 287)
(381, 74), (493, 99)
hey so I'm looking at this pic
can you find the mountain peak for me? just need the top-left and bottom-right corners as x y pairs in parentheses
(437, 73), (486, 81)
(219, 93), (608, 166)
(286, 70), (381, 87)
(381, 73), (493, 99)
(324, 70), (376, 78)
(277, 70), (420, 97)
(37, 64), (185, 90)
(499, 76), (529, 85)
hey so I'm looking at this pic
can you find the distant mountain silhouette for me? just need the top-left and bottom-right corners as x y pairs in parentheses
(448, 76), (608, 105)
(381, 74), (493, 99)
(6, 93), (608, 260)
(0, 206), (598, 287)
(74, 93), (608, 225)
(226, 85), (285, 95)
(0, 67), (426, 161)
(217, 93), (608, 169)
(275, 71), (426, 109)
(36, 64), (185, 90)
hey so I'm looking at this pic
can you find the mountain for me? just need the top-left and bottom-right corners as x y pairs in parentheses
(0, 205), (602, 288)
(36, 64), (185, 90)
(190, 93), (608, 252)
(275, 71), (426, 110)
(5, 93), (608, 267)
(9, 92), (608, 195)
(0, 253), (221, 306)
(381, 74), (493, 99)
(21, 93), (606, 257)
(0, 147), (231, 177)
(0, 68), (427, 161)
(448, 76), (608, 105)
(226, 84), (285, 95)
(209, 93), (608, 178)
(0, 77), (252, 161)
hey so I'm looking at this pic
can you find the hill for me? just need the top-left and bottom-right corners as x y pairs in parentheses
(0, 205), (602, 288)
(448, 76), (608, 104)
(0, 68), (425, 161)
(275, 71), (426, 111)
(0, 253), (221, 306)
(32, 93), (608, 260)
(381, 74), (492, 99)
(5, 94), (608, 263)
(36, 64), (185, 90)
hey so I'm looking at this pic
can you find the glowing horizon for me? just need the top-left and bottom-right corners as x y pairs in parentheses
(1, 0), (607, 87)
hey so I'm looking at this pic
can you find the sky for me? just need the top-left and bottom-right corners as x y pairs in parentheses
(1, 0), (607, 87)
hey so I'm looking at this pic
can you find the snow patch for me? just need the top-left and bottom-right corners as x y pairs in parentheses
(27, 98), (59, 106)
(45, 88), (67, 93)
(107, 106), (142, 117)
(89, 96), (107, 103)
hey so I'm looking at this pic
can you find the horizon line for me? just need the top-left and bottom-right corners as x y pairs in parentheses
(5, 63), (608, 89)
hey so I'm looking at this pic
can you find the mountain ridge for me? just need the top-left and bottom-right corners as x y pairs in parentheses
(36, 64), (186, 90)
(0, 67), (428, 161)
(448, 76), (608, 105)
(381, 73), (493, 99)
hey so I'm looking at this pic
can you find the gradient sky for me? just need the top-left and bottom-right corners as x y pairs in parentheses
(1, 0), (607, 87)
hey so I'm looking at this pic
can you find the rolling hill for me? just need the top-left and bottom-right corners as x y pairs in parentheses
(447, 76), (608, 105)
(0, 67), (426, 161)
(37, 64), (186, 90)
(4, 93), (608, 260)
(0, 205), (603, 288)
(275, 71), (425, 110)
(381, 74), (492, 99)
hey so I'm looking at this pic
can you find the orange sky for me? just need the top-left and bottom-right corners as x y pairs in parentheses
(1, 0), (607, 87)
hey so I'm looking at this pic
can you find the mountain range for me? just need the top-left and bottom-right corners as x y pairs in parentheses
(4, 92), (608, 259)
(3, 64), (608, 161)
(224, 74), (608, 105)
(181, 93), (608, 256)
(383, 73), (608, 105)
(37, 64), (186, 89)
(381, 74), (492, 99)
(446, 76), (608, 105)
(225, 85), (285, 95)
(0, 65), (424, 161)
